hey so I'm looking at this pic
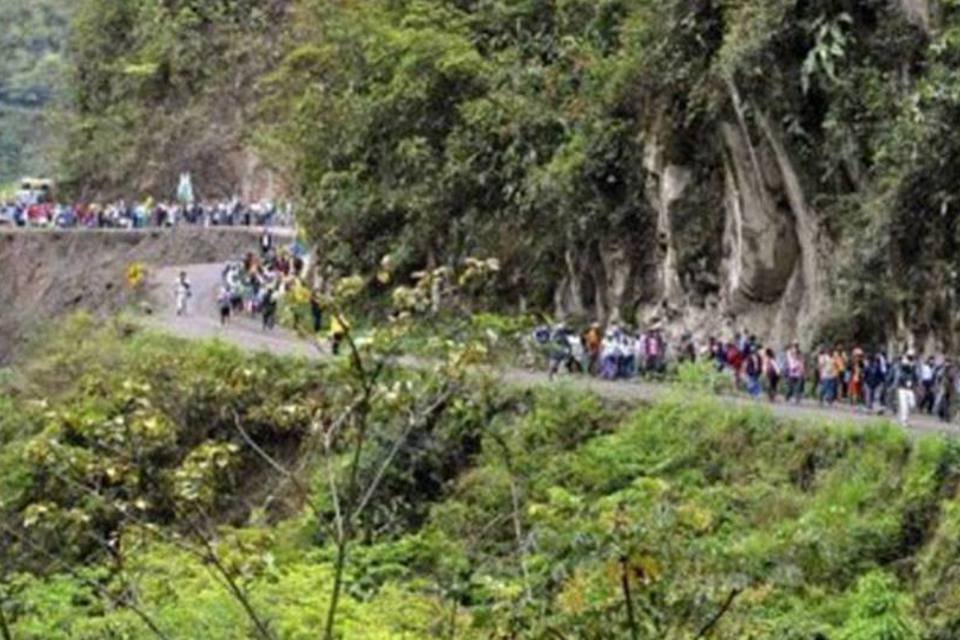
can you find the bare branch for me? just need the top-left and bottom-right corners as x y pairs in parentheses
(43, 463), (274, 640)
(350, 388), (453, 522)
(695, 589), (741, 639)
(488, 432), (532, 603)
(323, 430), (345, 545)
(231, 410), (326, 525)
(545, 628), (570, 640)
(181, 508), (276, 640)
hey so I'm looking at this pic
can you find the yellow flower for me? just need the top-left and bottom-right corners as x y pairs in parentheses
(126, 262), (147, 288)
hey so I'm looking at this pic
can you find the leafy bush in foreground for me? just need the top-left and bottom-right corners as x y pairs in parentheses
(5, 322), (960, 638)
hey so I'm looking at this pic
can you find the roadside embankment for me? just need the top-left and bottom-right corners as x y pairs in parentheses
(0, 228), (267, 362)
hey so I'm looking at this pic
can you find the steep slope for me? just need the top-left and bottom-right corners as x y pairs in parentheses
(0, 228), (260, 362)
(4, 326), (960, 637)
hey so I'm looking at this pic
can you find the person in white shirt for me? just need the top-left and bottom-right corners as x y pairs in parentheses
(175, 271), (192, 316)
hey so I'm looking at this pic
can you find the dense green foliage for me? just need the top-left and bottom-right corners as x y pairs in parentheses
(18, 2), (960, 636)
(0, 0), (70, 184)
(261, 0), (960, 342)
(54, 0), (960, 339)
(5, 317), (960, 637)
(62, 0), (286, 198)
(263, 0), (662, 308)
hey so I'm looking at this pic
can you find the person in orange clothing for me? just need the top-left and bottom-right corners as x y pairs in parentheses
(833, 345), (849, 400)
(849, 347), (865, 407)
(583, 323), (603, 376)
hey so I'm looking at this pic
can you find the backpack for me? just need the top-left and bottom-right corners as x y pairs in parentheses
(727, 344), (742, 368)
(745, 354), (759, 377)
(768, 357), (782, 377)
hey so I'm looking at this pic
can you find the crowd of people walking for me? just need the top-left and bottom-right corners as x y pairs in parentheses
(175, 230), (349, 351)
(168, 225), (957, 432)
(535, 324), (958, 427)
(213, 233), (310, 330)
(2, 197), (293, 229)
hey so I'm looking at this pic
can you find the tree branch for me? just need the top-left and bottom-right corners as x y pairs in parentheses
(181, 509), (276, 640)
(695, 588), (741, 639)
(350, 388), (453, 522)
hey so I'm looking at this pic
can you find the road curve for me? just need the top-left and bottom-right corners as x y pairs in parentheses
(145, 261), (960, 439)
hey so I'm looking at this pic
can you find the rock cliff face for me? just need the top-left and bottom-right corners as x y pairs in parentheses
(556, 103), (828, 346)
(900, 0), (935, 30)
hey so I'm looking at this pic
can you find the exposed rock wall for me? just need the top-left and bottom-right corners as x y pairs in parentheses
(899, 0), (936, 31)
(0, 228), (262, 362)
(555, 100), (826, 347)
(720, 120), (800, 307)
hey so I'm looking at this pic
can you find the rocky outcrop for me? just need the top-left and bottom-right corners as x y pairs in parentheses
(899, 0), (935, 31)
(642, 137), (691, 305)
(720, 120), (800, 307)
(228, 149), (288, 203)
(554, 96), (825, 347)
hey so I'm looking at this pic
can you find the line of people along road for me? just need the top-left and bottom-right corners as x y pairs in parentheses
(536, 324), (956, 427)
(1, 197), (293, 229)
(173, 238), (951, 431)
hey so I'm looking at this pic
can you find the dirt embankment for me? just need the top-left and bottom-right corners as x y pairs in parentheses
(0, 228), (263, 362)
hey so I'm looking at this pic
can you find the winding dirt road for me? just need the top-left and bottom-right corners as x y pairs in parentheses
(144, 259), (960, 439)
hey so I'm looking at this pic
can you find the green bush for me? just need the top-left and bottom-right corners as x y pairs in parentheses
(6, 320), (960, 637)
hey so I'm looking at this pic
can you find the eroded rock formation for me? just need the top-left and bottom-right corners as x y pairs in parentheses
(555, 98), (827, 347)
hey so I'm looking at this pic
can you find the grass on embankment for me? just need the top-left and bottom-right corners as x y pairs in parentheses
(2, 315), (960, 638)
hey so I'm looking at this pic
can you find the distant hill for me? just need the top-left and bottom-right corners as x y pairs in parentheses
(0, 0), (71, 184)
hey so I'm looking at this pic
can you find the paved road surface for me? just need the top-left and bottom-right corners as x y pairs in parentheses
(147, 262), (960, 439)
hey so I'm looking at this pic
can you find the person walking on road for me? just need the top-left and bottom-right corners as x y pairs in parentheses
(818, 346), (838, 406)
(547, 325), (574, 381)
(330, 315), (349, 355)
(175, 271), (192, 317)
(934, 359), (955, 423)
(895, 351), (919, 427)
(919, 356), (936, 414)
(849, 347), (865, 407)
(218, 285), (232, 326)
(260, 229), (273, 258)
(743, 347), (763, 399)
(762, 347), (781, 402)
(310, 291), (324, 335)
(261, 286), (278, 331)
(583, 324), (602, 376)
(785, 343), (805, 404)
(864, 352), (885, 414)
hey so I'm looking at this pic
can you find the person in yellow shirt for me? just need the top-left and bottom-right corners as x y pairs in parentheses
(330, 315), (349, 355)
(818, 346), (838, 406)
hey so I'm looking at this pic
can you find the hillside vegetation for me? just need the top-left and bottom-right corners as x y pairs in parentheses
(61, 0), (960, 346)
(11, 2), (960, 637)
(0, 0), (70, 184)
(2, 317), (960, 638)
(62, 0), (286, 198)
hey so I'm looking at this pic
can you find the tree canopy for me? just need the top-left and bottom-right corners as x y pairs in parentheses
(0, 0), (71, 185)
